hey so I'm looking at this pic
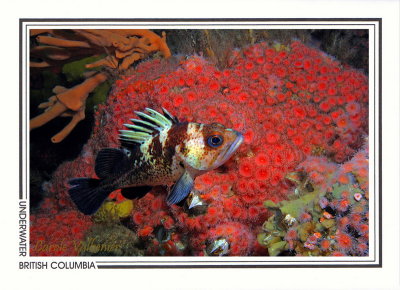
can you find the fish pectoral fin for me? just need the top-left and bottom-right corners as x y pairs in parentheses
(121, 186), (152, 200)
(95, 148), (129, 179)
(167, 171), (194, 205)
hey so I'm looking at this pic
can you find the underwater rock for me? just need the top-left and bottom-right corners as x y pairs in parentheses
(32, 39), (369, 256)
(79, 224), (144, 256)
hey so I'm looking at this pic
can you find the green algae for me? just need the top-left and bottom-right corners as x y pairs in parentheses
(278, 191), (319, 219)
(62, 55), (105, 82)
(61, 55), (111, 111)
(86, 81), (110, 112)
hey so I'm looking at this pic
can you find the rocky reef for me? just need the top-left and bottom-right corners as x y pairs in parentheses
(30, 38), (369, 256)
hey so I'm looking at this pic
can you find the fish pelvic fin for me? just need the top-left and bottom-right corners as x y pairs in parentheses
(167, 170), (194, 205)
(68, 178), (113, 215)
(121, 186), (152, 199)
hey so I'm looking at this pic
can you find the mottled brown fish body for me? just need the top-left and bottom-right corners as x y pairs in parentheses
(68, 108), (243, 215)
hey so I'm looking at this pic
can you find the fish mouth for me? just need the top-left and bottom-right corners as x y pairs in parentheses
(223, 131), (244, 160)
(213, 131), (244, 169)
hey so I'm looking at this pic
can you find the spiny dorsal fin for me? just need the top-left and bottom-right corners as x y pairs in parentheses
(119, 107), (178, 145)
(135, 109), (170, 128)
(123, 123), (153, 133)
(162, 107), (179, 124)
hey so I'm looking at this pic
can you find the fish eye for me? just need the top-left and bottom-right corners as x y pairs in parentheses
(207, 135), (224, 147)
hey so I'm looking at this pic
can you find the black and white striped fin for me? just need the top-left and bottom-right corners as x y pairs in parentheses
(162, 107), (179, 124)
(119, 108), (178, 145)
(135, 108), (172, 129)
(119, 130), (151, 144)
(123, 123), (153, 134)
(145, 108), (173, 126)
(130, 119), (159, 131)
(135, 112), (161, 128)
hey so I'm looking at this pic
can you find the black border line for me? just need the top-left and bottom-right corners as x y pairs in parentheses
(378, 17), (382, 267)
(95, 259), (374, 262)
(96, 264), (380, 269)
(20, 18), (382, 269)
(372, 21), (376, 264)
(24, 24), (373, 27)
(20, 18), (381, 22)
(19, 20), (22, 200)
(25, 24), (28, 201)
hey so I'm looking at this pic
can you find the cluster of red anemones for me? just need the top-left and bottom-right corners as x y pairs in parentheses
(296, 156), (339, 191)
(298, 142), (369, 196)
(208, 222), (254, 256)
(339, 144), (369, 193)
(36, 40), (368, 256)
(30, 211), (92, 256)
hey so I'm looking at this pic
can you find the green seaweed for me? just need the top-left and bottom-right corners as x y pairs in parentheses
(278, 191), (319, 219)
(60, 55), (110, 111)
(263, 200), (278, 209)
(62, 55), (106, 82)
(86, 81), (110, 112)
(268, 240), (288, 256)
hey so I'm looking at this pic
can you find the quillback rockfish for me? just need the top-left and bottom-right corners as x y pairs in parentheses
(68, 107), (243, 215)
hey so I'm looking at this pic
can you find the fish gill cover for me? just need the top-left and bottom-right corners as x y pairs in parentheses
(30, 38), (369, 256)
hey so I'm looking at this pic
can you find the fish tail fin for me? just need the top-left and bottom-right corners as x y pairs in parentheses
(68, 178), (112, 215)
